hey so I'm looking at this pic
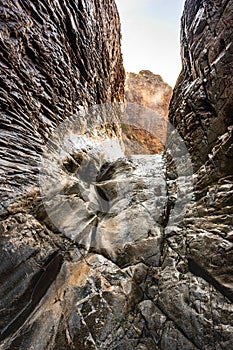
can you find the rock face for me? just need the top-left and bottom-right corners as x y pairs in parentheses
(123, 71), (173, 154)
(161, 0), (233, 349)
(170, 0), (233, 171)
(0, 0), (233, 350)
(125, 71), (172, 121)
(0, 0), (125, 207)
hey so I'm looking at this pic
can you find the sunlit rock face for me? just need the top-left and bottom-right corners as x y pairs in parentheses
(126, 71), (172, 120)
(124, 70), (173, 154)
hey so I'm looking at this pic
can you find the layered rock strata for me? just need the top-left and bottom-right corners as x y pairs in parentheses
(0, 0), (125, 206)
(123, 71), (173, 154)
(160, 0), (233, 348)
(0, 0), (232, 349)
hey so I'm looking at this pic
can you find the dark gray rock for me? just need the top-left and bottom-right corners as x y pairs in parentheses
(159, 0), (233, 349)
(0, 0), (125, 206)
(0, 0), (232, 349)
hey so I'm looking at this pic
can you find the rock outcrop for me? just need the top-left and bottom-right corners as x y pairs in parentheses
(125, 71), (172, 121)
(123, 71), (172, 154)
(0, 0), (232, 349)
(0, 0), (125, 207)
(159, 0), (233, 349)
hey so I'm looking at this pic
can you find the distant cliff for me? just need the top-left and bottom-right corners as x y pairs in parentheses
(126, 70), (172, 119)
(123, 70), (172, 154)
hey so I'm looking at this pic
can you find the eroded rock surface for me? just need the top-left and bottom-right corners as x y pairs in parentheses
(123, 71), (173, 154)
(0, 0), (233, 349)
(125, 71), (172, 121)
(161, 0), (233, 349)
(0, 0), (125, 207)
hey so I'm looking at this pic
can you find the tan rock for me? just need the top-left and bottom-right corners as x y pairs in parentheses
(123, 70), (173, 154)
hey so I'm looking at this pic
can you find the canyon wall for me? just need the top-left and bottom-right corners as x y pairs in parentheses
(0, 0), (232, 349)
(0, 0), (125, 207)
(123, 70), (172, 154)
(0, 1), (128, 349)
(161, 0), (233, 348)
(170, 0), (233, 170)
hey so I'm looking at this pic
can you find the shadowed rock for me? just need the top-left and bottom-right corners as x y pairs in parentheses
(158, 0), (233, 349)
(0, 0), (232, 349)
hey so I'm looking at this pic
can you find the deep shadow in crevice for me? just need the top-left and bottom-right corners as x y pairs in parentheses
(188, 258), (233, 303)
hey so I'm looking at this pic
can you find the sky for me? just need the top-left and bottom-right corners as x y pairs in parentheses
(115, 0), (186, 87)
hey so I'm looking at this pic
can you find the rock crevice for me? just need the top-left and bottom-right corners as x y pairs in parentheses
(0, 0), (232, 349)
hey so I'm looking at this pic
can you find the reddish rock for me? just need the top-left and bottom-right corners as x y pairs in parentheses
(123, 70), (172, 154)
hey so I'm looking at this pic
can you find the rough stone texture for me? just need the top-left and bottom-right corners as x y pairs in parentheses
(123, 70), (173, 154)
(125, 71), (172, 122)
(161, 0), (233, 349)
(0, 0), (233, 349)
(170, 0), (233, 170)
(0, 0), (125, 207)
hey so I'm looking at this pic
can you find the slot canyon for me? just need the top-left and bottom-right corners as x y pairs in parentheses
(0, 0), (232, 349)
